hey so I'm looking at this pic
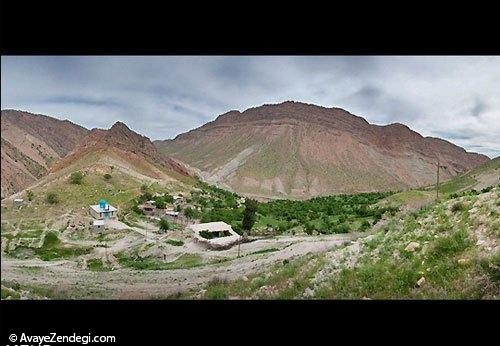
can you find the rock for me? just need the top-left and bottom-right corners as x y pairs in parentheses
(303, 287), (314, 297)
(458, 258), (468, 265)
(362, 296), (372, 300)
(405, 241), (420, 252)
(416, 277), (426, 287)
(241, 276), (249, 282)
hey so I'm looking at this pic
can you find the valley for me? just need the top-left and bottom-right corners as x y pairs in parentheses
(1, 107), (498, 300)
(2, 158), (498, 299)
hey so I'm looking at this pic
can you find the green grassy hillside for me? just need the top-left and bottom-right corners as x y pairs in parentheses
(177, 185), (499, 299)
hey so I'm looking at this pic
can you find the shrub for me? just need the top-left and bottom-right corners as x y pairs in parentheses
(69, 171), (84, 185)
(164, 194), (174, 204)
(334, 223), (350, 234)
(159, 218), (170, 232)
(481, 186), (492, 193)
(184, 207), (200, 220)
(360, 220), (371, 231)
(154, 197), (166, 209)
(103, 173), (112, 180)
(132, 205), (144, 215)
(429, 229), (471, 258)
(42, 232), (61, 247)
(26, 190), (34, 201)
(46, 192), (59, 204)
(166, 239), (184, 246)
(451, 202), (465, 213)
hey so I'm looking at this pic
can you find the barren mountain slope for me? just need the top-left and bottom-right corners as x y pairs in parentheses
(1, 110), (89, 196)
(156, 101), (489, 199)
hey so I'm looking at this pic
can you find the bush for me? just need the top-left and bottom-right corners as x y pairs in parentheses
(132, 205), (144, 215)
(334, 223), (350, 234)
(164, 194), (174, 204)
(69, 171), (84, 185)
(103, 173), (112, 181)
(159, 218), (170, 232)
(481, 186), (492, 193)
(154, 197), (166, 209)
(184, 207), (199, 220)
(46, 192), (59, 204)
(166, 239), (184, 246)
(360, 220), (371, 231)
(26, 190), (34, 201)
(451, 202), (465, 213)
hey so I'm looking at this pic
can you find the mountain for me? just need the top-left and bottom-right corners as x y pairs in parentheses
(1, 110), (89, 197)
(155, 101), (490, 199)
(51, 121), (191, 180)
(1, 121), (195, 218)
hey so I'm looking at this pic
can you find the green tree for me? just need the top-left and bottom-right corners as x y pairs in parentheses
(46, 192), (59, 204)
(69, 171), (84, 185)
(184, 207), (197, 220)
(154, 197), (166, 209)
(242, 199), (258, 233)
(164, 194), (174, 204)
(104, 173), (112, 181)
(26, 189), (34, 201)
(159, 218), (170, 232)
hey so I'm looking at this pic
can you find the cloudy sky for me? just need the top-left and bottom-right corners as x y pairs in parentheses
(1, 56), (499, 157)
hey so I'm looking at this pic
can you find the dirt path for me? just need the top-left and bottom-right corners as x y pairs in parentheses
(1, 232), (360, 299)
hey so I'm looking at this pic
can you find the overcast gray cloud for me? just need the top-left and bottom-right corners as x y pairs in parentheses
(1, 56), (499, 157)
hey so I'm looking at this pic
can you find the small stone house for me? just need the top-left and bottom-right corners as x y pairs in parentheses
(92, 219), (105, 232)
(13, 198), (24, 209)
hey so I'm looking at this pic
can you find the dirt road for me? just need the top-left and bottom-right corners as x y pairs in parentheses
(1, 232), (360, 299)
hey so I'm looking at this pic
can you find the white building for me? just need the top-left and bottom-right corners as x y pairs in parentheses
(89, 199), (117, 220)
(92, 219), (105, 232)
(188, 221), (241, 249)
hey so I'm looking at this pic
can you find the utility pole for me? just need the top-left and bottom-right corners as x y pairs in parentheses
(436, 158), (440, 200)
(237, 232), (245, 258)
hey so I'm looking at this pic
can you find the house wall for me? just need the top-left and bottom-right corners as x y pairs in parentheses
(89, 207), (103, 219)
(89, 208), (117, 219)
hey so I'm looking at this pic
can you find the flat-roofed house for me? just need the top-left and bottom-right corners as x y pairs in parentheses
(92, 219), (105, 232)
(188, 221), (241, 250)
(89, 199), (117, 220)
(139, 200), (156, 215)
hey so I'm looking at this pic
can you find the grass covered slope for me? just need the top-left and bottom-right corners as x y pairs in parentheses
(435, 156), (499, 195)
(1, 148), (195, 221)
(181, 186), (499, 299)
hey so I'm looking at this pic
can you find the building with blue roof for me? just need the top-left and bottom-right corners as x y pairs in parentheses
(89, 199), (118, 220)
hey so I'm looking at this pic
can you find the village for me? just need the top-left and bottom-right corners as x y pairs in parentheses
(0, 173), (401, 299)
(86, 191), (244, 251)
